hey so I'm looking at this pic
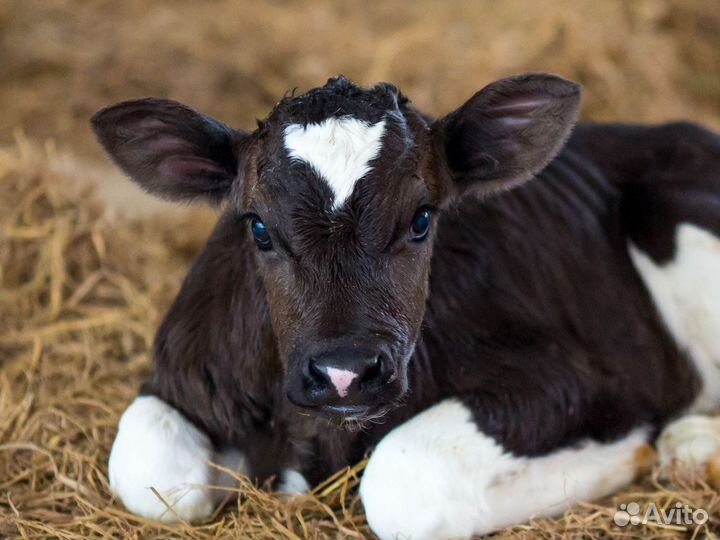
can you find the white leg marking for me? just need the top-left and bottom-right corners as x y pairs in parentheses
(360, 399), (648, 540)
(657, 414), (720, 470)
(485, 429), (649, 532)
(283, 117), (386, 209)
(108, 396), (246, 523)
(629, 224), (720, 412)
(277, 469), (310, 495)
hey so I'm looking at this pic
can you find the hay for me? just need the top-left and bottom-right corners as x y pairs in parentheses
(3, 0), (720, 156)
(2, 0), (720, 537)
(1, 141), (719, 540)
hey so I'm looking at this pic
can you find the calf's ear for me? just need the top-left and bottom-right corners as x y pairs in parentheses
(432, 73), (581, 198)
(91, 98), (248, 203)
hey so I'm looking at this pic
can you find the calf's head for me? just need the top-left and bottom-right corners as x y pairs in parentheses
(92, 74), (580, 419)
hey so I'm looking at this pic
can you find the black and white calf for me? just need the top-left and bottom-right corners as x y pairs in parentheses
(92, 74), (720, 539)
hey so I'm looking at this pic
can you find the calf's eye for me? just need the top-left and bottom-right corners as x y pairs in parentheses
(410, 208), (431, 241)
(250, 217), (273, 251)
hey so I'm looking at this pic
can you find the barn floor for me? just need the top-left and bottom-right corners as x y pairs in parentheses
(2, 1), (720, 538)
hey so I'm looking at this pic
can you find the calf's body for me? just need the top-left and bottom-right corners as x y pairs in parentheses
(94, 76), (720, 539)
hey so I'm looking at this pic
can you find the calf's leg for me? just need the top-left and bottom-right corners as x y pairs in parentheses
(360, 399), (649, 540)
(108, 395), (244, 522)
(657, 414), (720, 474)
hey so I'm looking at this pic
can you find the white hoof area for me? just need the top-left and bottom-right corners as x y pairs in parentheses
(360, 400), (515, 540)
(277, 469), (309, 495)
(657, 415), (720, 470)
(108, 396), (245, 523)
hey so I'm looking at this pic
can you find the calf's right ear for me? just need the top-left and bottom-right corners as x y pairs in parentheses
(91, 98), (248, 204)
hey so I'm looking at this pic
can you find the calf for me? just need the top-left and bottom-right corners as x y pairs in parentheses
(93, 74), (720, 539)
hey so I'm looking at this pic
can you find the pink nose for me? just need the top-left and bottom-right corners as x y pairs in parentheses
(325, 367), (359, 398)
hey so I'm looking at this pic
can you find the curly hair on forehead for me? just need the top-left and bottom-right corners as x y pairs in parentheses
(265, 75), (410, 127)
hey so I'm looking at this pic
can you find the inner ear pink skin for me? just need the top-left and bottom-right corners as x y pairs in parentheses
(325, 367), (359, 398)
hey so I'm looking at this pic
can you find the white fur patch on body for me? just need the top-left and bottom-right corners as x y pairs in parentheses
(108, 396), (245, 523)
(657, 414), (720, 470)
(628, 224), (720, 413)
(283, 117), (386, 209)
(360, 399), (648, 540)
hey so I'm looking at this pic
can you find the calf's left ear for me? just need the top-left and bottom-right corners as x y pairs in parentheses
(432, 73), (581, 198)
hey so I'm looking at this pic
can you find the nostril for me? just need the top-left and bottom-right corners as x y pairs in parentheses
(360, 355), (382, 384)
(302, 353), (389, 404)
(308, 358), (328, 384)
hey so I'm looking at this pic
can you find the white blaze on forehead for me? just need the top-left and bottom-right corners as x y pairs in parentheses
(326, 366), (359, 398)
(283, 117), (386, 208)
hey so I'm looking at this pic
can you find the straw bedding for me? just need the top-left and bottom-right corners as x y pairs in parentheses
(2, 0), (720, 538)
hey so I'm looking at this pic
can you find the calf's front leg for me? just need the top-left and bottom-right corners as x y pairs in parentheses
(360, 399), (649, 540)
(108, 395), (245, 522)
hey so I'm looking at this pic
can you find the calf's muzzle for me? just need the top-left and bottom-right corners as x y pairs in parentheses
(286, 343), (398, 414)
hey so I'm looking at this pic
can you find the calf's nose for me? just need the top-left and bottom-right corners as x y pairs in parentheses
(324, 366), (358, 397)
(298, 352), (386, 408)
(309, 355), (380, 398)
